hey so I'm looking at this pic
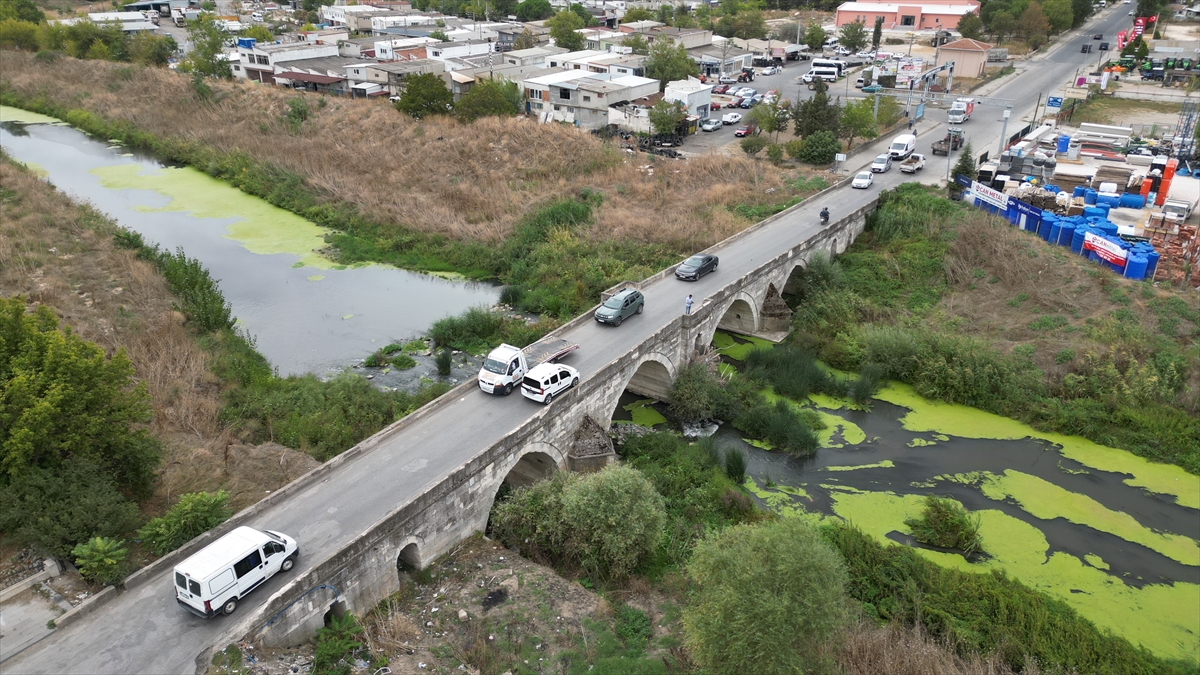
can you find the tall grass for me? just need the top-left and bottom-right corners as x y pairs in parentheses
(903, 496), (984, 558)
(734, 400), (821, 458)
(744, 345), (840, 400)
(434, 349), (452, 376)
(723, 447), (746, 482)
(113, 230), (233, 332)
(868, 183), (961, 242)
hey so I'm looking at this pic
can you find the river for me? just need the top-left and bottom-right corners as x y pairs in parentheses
(613, 332), (1200, 662)
(0, 106), (498, 377)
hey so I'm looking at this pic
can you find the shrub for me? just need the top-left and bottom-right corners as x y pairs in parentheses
(740, 135), (768, 155)
(72, 536), (128, 587)
(783, 139), (804, 159)
(137, 490), (232, 556)
(743, 345), (838, 400)
(434, 348), (452, 375)
(498, 285), (526, 306)
(666, 363), (747, 423)
(904, 495), (984, 557)
(429, 306), (553, 353)
(848, 362), (886, 405)
(684, 519), (851, 675)
(798, 130), (840, 164)
(312, 613), (365, 675)
(766, 143), (784, 163)
(723, 447), (746, 482)
(734, 400), (820, 458)
(389, 353), (417, 370)
(614, 604), (653, 650)
(491, 464), (666, 579)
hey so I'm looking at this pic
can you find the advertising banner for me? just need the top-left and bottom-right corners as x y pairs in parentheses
(1083, 232), (1128, 267)
(972, 180), (1009, 209)
(1117, 30), (1126, 50)
(1011, 198), (1043, 231)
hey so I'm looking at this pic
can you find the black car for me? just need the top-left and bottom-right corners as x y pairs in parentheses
(1092, 33), (1103, 39)
(675, 254), (719, 281)
(1081, 44), (1091, 53)
(1099, 42), (1109, 51)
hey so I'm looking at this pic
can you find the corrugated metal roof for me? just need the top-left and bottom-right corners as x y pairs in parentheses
(277, 71), (344, 84)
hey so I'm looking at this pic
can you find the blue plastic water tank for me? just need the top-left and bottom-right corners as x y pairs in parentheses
(1038, 217), (1055, 241)
(1099, 223), (1118, 236)
(1071, 227), (1088, 254)
(1119, 193), (1146, 209)
(1096, 194), (1121, 208)
(1057, 223), (1075, 246)
(1048, 221), (1063, 244)
(1083, 206), (1105, 218)
(1084, 188), (1098, 205)
(1145, 251), (1160, 279)
(1073, 185), (1087, 198)
(1057, 135), (1071, 153)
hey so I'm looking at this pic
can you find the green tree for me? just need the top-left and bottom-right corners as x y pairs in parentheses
(1070, 0), (1093, 26)
(394, 72), (453, 118)
(455, 77), (521, 122)
(622, 7), (653, 22)
(840, 97), (878, 149)
(953, 141), (977, 183)
(1, 298), (159, 495)
(239, 23), (273, 42)
(989, 12), (1017, 43)
(429, 29), (449, 41)
(514, 0), (552, 21)
(802, 20), (826, 50)
(72, 536), (128, 587)
(179, 16), (231, 78)
(648, 98), (687, 135)
(683, 519), (851, 675)
(793, 78), (839, 138)
(957, 13), (984, 40)
(655, 3), (674, 25)
(0, 18), (38, 50)
(546, 8), (585, 51)
(740, 135), (767, 155)
(1041, 0), (1073, 32)
(512, 27), (538, 49)
(715, 9), (767, 39)
(0, 0), (43, 23)
(799, 129), (840, 164)
(1135, 37), (1148, 60)
(569, 2), (595, 26)
(645, 38), (699, 90)
(872, 16), (883, 49)
(620, 32), (649, 55)
(838, 20), (867, 53)
(749, 98), (791, 141)
(127, 32), (178, 66)
(137, 490), (233, 556)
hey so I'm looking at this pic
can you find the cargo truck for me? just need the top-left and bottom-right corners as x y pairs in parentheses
(948, 97), (974, 123)
(478, 338), (578, 396)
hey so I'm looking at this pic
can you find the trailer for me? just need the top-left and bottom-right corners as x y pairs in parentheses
(932, 127), (965, 156)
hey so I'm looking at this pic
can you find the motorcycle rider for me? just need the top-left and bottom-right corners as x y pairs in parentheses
(820, 207), (830, 223)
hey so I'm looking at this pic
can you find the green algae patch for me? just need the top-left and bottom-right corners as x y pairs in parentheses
(979, 470), (1200, 568)
(743, 438), (773, 450)
(810, 408), (866, 448)
(746, 478), (818, 519)
(623, 399), (666, 428)
(14, 160), (48, 178)
(306, 275), (325, 281)
(89, 163), (342, 270)
(823, 487), (1200, 661)
(808, 392), (850, 410)
(0, 106), (66, 125)
(824, 460), (895, 472)
(907, 437), (937, 447)
(875, 382), (1200, 511)
(427, 270), (468, 280)
(342, 314), (354, 320)
(711, 330), (774, 361)
(1084, 554), (1110, 571)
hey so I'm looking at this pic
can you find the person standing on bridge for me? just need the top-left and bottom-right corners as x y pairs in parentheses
(684, 294), (693, 315)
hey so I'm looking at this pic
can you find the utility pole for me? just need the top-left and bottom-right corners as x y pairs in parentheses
(997, 107), (1011, 156)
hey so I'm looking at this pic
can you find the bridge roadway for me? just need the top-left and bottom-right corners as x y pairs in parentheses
(7, 9), (1131, 673)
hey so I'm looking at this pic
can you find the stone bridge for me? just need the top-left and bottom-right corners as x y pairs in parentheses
(245, 198), (875, 648)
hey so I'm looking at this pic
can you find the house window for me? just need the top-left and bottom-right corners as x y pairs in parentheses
(256, 55), (269, 65)
(900, 15), (915, 25)
(583, 95), (591, 102)
(559, 88), (571, 100)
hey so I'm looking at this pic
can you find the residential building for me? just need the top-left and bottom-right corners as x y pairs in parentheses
(272, 55), (371, 95)
(523, 70), (658, 129)
(565, 51), (647, 75)
(370, 14), (442, 34)
(496, 24), (551, 50)
(374, 36), (438, 61)
(663, 77), (713, 119)
(364, 59), (446, 95)
(935, 37), (991, 77)
(320, 4), (390, 30)
(337, 36), (380, 58)
(427, 39), (498, 70)
(834, 0), (980, 29)
(298, 28), (350, 45)
(687, 42), (753, 77)
(236, 40), (339, 84)
(545, 49), (610, 69)
(503, 46), (568, 67)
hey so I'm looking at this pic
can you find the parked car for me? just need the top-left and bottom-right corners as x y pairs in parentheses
(734, 124), (757, 137)
(855, 50), (875, 59)
(735, 87), (757, 98)
(712, 84), (730, 94)
(675, 253), (719, 281)
(593, 288), (644, 326)
(760, 65), (781, 75)
(701, 118), (722, 132)
(834, 46), (851, 55)
(851, 171), (874, 189)
(727, 96), (743, 108)
(478, 338), (577, 396)
(719, 74), (738, 84)
(521, 363), (580, 404)
(722, 112), (743, 125)
(862, 83), (883, 93)
(870, 153), (892, 173)
(1099, 42), (1110, 50)
(710, 101), (721, 110)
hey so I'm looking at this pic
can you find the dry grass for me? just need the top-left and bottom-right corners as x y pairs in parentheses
(0, 158), (318, 515)
(0, 51), (823, 252)
(837, 621), (1051, 675)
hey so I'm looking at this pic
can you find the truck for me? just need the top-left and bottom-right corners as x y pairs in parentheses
(932, 127), (965, 156)
(899, 153), (926, 173)
(478, 338), (579, 396)
(1162, 198), (1196, 222)
(947, 97), (975, 124)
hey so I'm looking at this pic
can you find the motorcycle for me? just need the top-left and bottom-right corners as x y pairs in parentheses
(820, 209), (830, 225)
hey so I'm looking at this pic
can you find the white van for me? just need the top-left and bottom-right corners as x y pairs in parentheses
(802, 68), (839, 83)
(174, 526), (298, 618)
(251, 11), (263, 21)
(888, 133), (917, 158)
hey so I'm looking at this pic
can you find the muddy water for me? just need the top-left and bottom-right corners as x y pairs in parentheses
(0, 107), (498, 376)
(614, 332), (1200, 661)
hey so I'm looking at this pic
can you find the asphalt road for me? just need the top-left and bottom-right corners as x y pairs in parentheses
(5, 8), (1134, 674)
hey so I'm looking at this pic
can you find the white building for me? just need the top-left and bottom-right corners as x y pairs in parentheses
(524, 70), (658, 129)
(235, 40), (338, 83)
(426, 40), (497, 71)
(664, 77), (713, 119)
(374, 36), (440, 61)
(370, 14), (441, 33)
(320, 4), (388, 28)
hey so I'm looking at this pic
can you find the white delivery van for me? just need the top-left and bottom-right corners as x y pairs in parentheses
(478, 337), (578, 396)
(174, 526), (298, 618)
(888, 133), (917, 158)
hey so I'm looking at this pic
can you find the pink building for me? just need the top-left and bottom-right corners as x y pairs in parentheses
(835, 0), (980, 30)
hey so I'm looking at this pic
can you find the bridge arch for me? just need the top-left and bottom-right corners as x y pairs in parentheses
(621, 352), (677, 404)
(715, 292), (759, 337)
(501, 442), (565, 489)
(396, 538), (424, 577)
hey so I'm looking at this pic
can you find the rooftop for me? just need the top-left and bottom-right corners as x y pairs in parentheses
(836, 1), (979, 12)
(940, 37), (994, 51)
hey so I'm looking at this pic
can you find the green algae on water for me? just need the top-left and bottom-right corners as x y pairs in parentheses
(0, 106), (66, 126)
(307, 275), (325, 281)
(622, 399), (666, 428)
(711, 330), (774, 361)
(875, 382), (1200, 511)
(823, 460), (895, 472)
(907, 437), (937, 447)
(89, 164), (343, 270)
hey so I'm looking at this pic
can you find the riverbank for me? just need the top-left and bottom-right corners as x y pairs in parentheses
(0, 51), (832, 318)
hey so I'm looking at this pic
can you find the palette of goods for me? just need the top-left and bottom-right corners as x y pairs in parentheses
(1148, 225), (1199, 286)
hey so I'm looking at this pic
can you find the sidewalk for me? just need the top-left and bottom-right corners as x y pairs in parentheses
(0, 585), (70, 664)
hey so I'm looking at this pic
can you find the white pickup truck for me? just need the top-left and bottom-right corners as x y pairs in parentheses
(478, 338), (578, 396)
(899, 153), (926, 173)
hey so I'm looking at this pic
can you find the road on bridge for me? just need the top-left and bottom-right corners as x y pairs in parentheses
(6, 9), (1133, 673)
